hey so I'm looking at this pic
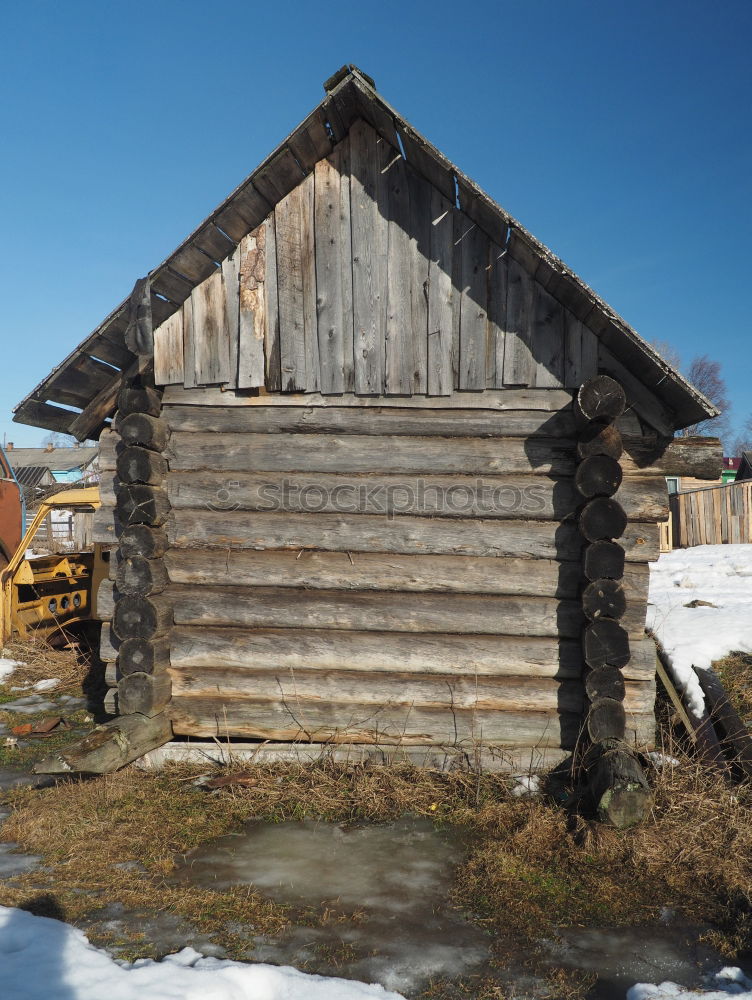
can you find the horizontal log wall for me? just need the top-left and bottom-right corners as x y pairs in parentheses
(159, 397), (660, 751)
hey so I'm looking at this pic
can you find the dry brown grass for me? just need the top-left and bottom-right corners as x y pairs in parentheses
(1, 634), (89, 694)
(715, 652), (752, 723)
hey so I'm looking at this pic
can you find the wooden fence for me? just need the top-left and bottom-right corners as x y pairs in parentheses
(668, 480), (752, 549)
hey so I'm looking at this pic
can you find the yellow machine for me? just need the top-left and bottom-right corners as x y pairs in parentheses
(0, 487), (108, 646)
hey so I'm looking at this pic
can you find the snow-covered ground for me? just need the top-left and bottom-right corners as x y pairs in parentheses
(647, 543), (752, 721)
(0, 905), (406, 1000)
(628, 967), (752, 999)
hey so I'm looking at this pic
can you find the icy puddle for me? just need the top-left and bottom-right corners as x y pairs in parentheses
(170, 816), (492, 994)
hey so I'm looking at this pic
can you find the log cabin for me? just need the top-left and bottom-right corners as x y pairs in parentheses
(16, 66), (721, 785)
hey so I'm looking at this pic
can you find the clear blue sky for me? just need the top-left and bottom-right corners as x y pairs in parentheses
(1, 0), (749, 448)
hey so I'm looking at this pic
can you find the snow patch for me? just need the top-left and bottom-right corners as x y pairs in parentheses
(628, 965), (752, 998)
(648, 545), (752, 722)
(0, 658), (24, 683)
(0, 905), (407, 1000)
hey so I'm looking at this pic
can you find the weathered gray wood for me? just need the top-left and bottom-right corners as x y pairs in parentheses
(163, 403), (577, 438)
(168, 665), (653, 717)
(276, 173), (318, 391)
(583, 620), (631, 669)
(532, 284), (564, 388)
(33, 713), (173, 775)
(576, 375), (627, 423)
(597, 343), (674, 437)
(98, 470), (120, 508)
(167, 693), (582, 746)
(351, 118), (384, 395)
(486, 243), (507, 388)
(117, 385), (162, 418)
(588, 698), (627, 741)
(103, 688), (118, 715)
(582, 578), (627, 621)
(119, 523), (169, 559)
(383, 145), (414, 395)
(458, 222), (489, 390)
(587, 740), (652, 828)
(116, 485), (170, 527)
(563, 311), (585, 388)
(165, 549), (584, 596)
(96, 579), (116, 621)
(162, 385), (574, 411)
(167, 695), (662, 747)
(116, 446), (168, 486)
(165, 431), (575, 475)
(578, 421), (623, 461)
(583, 541), (625, 581)
(99, 622), (120, 663)
(116, 556), (169, 597)
(263, 215), (281, 391)
(167, 469), (669, 523)
(502, 256), (535, 386)
(426, 187), (454, 396)
(580, 497), (629, 542)
(119, 635), (171, 677)
(171, 585), (583, 637)
(170, 628), (657, 682)
(168, 508), (660, 562)
(585, 666), (626, 703)
(253, 145), (306, 205)
(621, 435), (723, 480)
(113, 593), (173, 640)
(189, 268), (230, 385)
(696, 667), (752, 776)
(407, 162), (430, 394)
(237, 229), (266, 389)
(575, 455), (623, 498)
(314, 149), (347, 394)
(222, 250), (240, 389)
(116, 413), (169, 451)
(181, 295), (196, 389)
(118, 671), (172, 717)
(91, 505), (121, 546)
(96, 427), (120, 471)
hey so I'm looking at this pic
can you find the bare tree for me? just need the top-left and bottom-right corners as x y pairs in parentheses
(675, 355), (731, 445)
(41, 431), (77, 448)
(732, 415), (752, 458)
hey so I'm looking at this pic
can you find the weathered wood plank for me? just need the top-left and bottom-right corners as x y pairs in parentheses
(170, 586), (583, 637)
(162, 385), (574, 411)
(533, 284), (564, 388)
(597, 342), (675, 437)
(168, 509), (660, 561)
(314, 151), (345, 394)
(168, 696), (658, 748)
(383, 144), (414, 394)
(33, 713), (172, 775)
(486, 244), (507, 388)
(181, 295), (196, 389)
(166, 470), (668, 523)
(458, 222), (489, 390)
(426, 188), (454, 395)
(275, 174), (318, 391)
(170, 628), (657, 682)
(162, 403), (576, 438)
(222, 250), (240, 390)
(165, 548), (648, 601)
(350, 118), (384, 394)
(153, 311), (185, 387)
(189, 268), (230, 385)
(407, 163), (430, 394)
(263, 214), (281, 392)
(502, 256), (535, 386)
(237, 229), (266, 388)
(168, 666), (654, 717)
(165, 431), (575, 474)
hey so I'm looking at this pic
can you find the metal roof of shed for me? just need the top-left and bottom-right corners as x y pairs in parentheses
(14, 65), (718, 440)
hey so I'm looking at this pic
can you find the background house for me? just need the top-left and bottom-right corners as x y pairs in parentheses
(4, 442), (99, 487)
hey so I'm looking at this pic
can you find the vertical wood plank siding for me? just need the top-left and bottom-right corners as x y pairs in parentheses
(154, 120), (597, 397)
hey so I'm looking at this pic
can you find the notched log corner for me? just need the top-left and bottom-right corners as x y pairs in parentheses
(32, 713), (173, 775)
(586, 739), (652, 829)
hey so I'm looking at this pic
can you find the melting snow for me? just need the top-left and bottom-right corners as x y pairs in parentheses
(647, 544), (752, 721)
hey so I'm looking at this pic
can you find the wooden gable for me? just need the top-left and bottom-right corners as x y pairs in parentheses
(154, 120), (598, 401)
